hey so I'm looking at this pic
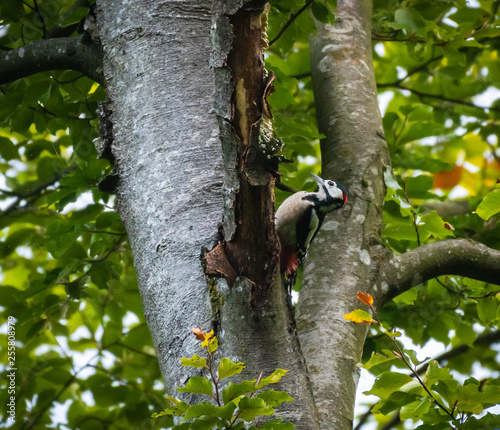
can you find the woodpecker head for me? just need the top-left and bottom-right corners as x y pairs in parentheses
(311, 173), (348, 213)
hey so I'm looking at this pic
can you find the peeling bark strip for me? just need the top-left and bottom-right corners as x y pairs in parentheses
(205, 1), (281, 309)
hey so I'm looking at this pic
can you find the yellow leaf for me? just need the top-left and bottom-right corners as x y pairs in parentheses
(343, 309), (376, 325)
(201, 329), (215, 348)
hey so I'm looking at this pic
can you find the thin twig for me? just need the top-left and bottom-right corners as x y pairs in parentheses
(367, 302), (456, 422)
(360, 330), (500, 430)
(0, 165), (77, 218)
(395, 54), (444, 85)
(392, 338), (456, 420)
(52, 74), (85, 84)
(435, 276), (498, 300)
(291, 71), (312, 80)
(353, 404), (375, 430)
(22, 351), (102, 430)
(269, 0), (315, 47)
(377, 83), (500, 113)
(33, 0), (47, 39)
(275, 182), (299, 194)
(85, 233), (126, 263)
(104, 341), (157, 359)
(86, 229), (127, 236)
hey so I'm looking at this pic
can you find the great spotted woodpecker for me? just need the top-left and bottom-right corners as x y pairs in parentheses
(275, 173), (348, 288)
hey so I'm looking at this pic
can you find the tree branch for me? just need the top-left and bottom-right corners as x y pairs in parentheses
(0, 34), (103, 85)
(378, 239), (500, 305)
(377, 83), (500, 113)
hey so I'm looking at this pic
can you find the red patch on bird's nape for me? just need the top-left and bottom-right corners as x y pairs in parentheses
(343, 192), (348, 205)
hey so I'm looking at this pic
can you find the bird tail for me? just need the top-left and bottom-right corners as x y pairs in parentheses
(282, 271), (297, 297)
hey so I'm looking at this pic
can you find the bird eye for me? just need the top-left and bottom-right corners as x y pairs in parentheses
(328, 181), (336, 186)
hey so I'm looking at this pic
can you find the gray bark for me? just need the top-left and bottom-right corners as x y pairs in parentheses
(95, 0), (318, 427)
(378, 239), (500, 304)
(297, 0), (390, 428)
(95, 0), (223, 397)
(0, 35), (103, 85)
(299, 2), (500, 429)
(91, 1), (500, 429)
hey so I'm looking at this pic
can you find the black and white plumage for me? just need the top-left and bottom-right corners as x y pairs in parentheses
(275, 173), (347, 287)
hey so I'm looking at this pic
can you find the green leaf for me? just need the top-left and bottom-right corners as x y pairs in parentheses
(476, 189), (500, 220)
(0, 137), (18, 160)
(391, 7), (427, 37)
(366, 372), (414, 398)
(218, 358), (245, 379)
(184, 402), (216, 420)
(404, 175), (435, 199)
(251, 418), (295, 429)
(0, 1), (23, 20)
(418, 211), (454, 240)
(69, 204), (104, 225)
(404, 349), (426, 366)
(222, 381), (257, 404)
(373, 391), (419, 415)
(256, 390), (293, 407)
(453, 319), (476, 347)
(456, 382), (484, 414)
(236, 397), (275, 422)
(180, 355), (207, 368)
(207, 336), (218, 353)
(177, 377), (213, 396)
(424, 361), (456, 390)
(363, 351), (397, 371)
(59, 7), (90, 27)
(90, 261), (112, 289)
(256, 369), (288, 389)
(477, 299), (498, 323)
(462, 414), (500, 430)
(188, 416), (221, 430)
(311, 2), (332, 24)
(399, 399), (431, 421)
(152, 396), (190, 418)
(95, 211), (124, 231)
(393, 287), (418, 305)
(41, 367), (73, 384)
(214, 402), (237, 421)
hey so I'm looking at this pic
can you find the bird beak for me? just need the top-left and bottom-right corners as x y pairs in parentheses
(311, 173), (325, 187)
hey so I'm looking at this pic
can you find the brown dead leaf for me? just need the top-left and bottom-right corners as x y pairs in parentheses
(191, 327), (205, 341)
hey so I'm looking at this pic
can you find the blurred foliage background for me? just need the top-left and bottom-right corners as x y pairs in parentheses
(0, 0), (499, 429)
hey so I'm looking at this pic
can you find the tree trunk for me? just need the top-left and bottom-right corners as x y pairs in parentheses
(297, 0), (390, 428)
(95, 0), (318, 427)
(95, 0), (223, 393)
